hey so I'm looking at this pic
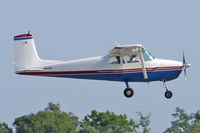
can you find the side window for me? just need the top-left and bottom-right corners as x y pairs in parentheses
(130, 55), (140, 63)
(123, 55), (140, 64)
(108, 56), (121, 64)
(123, 56), (131, 63)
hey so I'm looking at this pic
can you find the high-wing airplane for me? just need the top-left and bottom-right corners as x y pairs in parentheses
(13, 32), (191, 99)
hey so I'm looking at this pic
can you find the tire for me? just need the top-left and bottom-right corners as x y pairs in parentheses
(124, 88), (134, 98)
(165, 90), (173, 99)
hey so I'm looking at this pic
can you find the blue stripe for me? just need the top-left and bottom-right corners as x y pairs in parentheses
(14, 37), (33, 40)
(45, 69), (182, 82)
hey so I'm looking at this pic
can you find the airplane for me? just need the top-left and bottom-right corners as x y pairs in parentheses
(13, 32), (191, 99)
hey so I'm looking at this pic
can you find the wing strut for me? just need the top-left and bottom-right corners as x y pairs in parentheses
(138, 47), (148, 79)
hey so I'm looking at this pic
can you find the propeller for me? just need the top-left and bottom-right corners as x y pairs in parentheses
(182, 51), (191, 79)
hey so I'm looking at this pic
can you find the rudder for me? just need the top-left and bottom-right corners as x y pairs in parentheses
(13, 32), (42, 72)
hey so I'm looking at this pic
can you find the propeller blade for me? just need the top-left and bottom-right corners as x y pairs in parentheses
(183, 51), (186, 77)
(182, 51), (191, 80)
(184, 68), (187, 80)
(183, 51), (186, 64)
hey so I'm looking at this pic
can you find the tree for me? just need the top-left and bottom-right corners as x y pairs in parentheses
(45, 102), (60, 112)
(79, 110), (139, 133)
(189, 122), (200, 133)
(188, 110), (200, 133)
(164, 107), (200, 133)
(13, 102), (79, 133)
(0, 122), (12, 133)
(164, 107), (192, 133)
(137, 112), (151, 133)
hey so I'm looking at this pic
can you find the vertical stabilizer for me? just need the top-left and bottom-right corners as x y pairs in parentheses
(13, 32), (42, 72)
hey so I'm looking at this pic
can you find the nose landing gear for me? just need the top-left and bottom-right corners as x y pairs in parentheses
(163, 81), (173, 99)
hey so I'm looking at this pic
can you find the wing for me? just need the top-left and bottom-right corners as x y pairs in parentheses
(108, 44), (144, 56)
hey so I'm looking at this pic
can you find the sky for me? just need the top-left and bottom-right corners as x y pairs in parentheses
(0, 0), (199, 132)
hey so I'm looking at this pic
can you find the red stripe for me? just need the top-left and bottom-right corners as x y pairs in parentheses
(14, 33), (32, 38)
(16, 66), (183, 76)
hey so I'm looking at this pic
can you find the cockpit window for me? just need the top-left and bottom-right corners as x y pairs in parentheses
(109, 56), (121, 64)
(123, 55), (140, 64)
(108, 49), (154, 64)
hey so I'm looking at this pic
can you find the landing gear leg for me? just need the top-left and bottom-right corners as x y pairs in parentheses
(124, 81), (134, 98)
(163, 81), (173, 99)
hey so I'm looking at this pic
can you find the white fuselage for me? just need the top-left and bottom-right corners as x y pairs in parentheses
(17, 55), (183, 82)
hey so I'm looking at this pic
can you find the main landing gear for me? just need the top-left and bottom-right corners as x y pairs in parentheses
(124, 81), (134, 98)
(163, 81), (173, 99)
(123, 81), (173, 99)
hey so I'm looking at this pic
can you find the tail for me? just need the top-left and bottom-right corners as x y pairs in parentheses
(13, 32), (42, 72)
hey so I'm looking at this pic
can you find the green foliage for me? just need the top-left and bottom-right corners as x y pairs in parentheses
(164, 107), (200, 133)
(79, 110), (139, 133)
(189, 110), (200, 133)
(13, 102), (79, 133)
(0, 122), (12, 133)
(5, 101), (200, 133)
(45, 102), (60, 112)
(164, 107), (192, 133)
(137, 112), (151, 133)
(189, 122), (200, 133)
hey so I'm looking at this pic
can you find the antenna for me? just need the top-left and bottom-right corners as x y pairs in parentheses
(114, 41), (120, 46)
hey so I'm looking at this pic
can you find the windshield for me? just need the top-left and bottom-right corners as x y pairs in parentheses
(143, 50), (155, 61)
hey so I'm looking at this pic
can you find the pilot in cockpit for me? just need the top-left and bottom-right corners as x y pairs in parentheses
(129, 55), (140, 63)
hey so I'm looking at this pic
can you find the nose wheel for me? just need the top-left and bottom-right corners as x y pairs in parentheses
(165, 90), (173, 99)
(124, 81), (134, 98)
(163, 81), (173, 99)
